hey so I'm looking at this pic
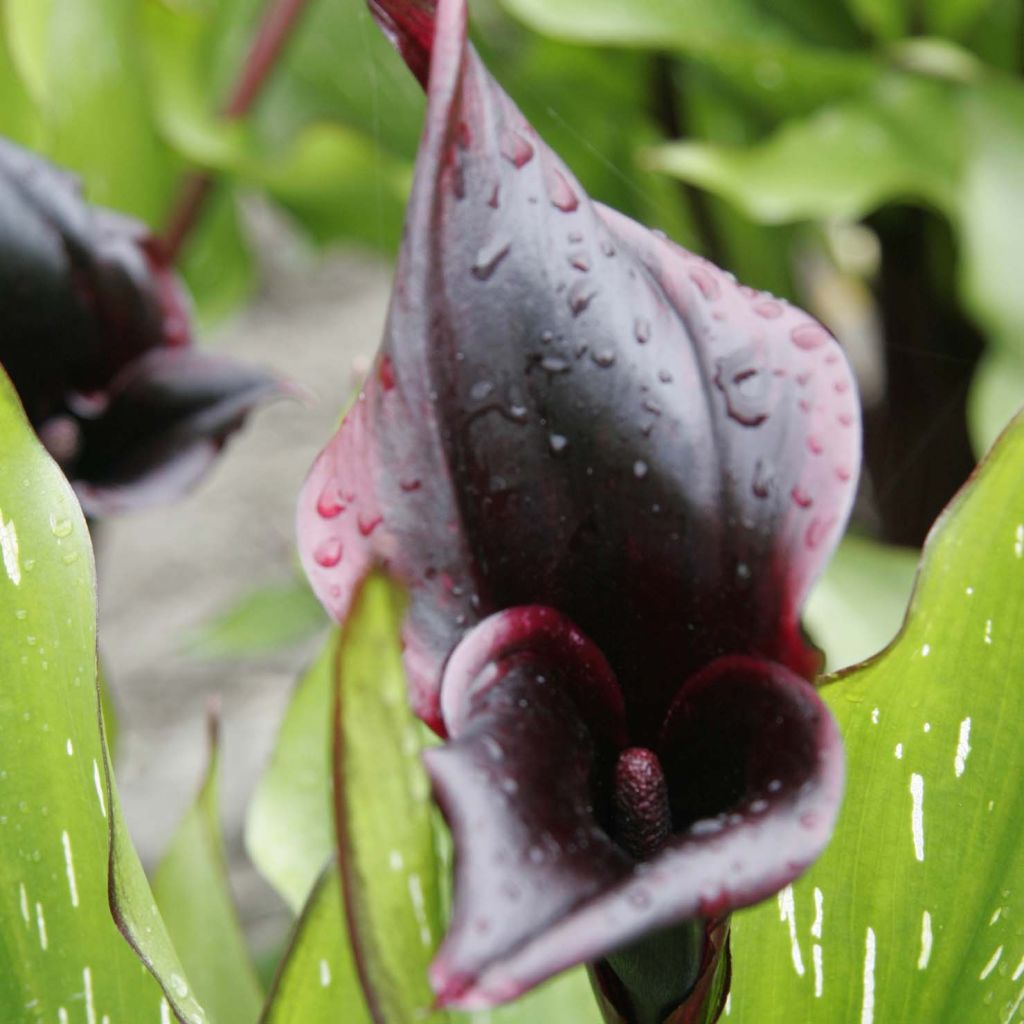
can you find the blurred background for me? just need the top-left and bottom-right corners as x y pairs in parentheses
(2, 0), (1020, 980)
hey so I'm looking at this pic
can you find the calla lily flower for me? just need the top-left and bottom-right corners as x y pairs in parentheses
(0, 137), (281, 515)
(297, 1), (860, 1020)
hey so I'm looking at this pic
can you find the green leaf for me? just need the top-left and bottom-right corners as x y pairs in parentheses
(498, 0), (878, 115)
(28, 0), (175, 223)
(729, 410), (1024, 1022)
(846, 0), (911, 40)
(260, 864), (372, 1024)
(958, 79), (1024, 358)
(0, 366), (205, 1024)
(968, 350), (1024, 459)
(921, 0), (996, 38)
(646, 77), (959, 224)
(0, 11), (40, 146)
(246, 632), (338, 913)
(805, 535), (920, 671)
(185, 576), (327, 660)
(141, 0), (414, 252)
(154, 715), (264, 1024)
(333, 575), (443, 1021)
(178, 180), (256, 325)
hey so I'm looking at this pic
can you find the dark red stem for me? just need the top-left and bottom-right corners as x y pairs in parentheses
(160, 0), (313, 264)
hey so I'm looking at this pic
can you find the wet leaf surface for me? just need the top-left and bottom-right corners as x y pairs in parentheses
(729, 412), (1024, 1022)
(0, 366), (205, 1024)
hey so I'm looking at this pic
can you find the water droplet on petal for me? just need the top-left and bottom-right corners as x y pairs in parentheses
(658, 369), (673, 384)
(400, 479), (422, 493)
(500, 129), (534, 167)
(547, 168), (579, 212)
(715, 348), (770, 427)
(807, 434), (824, 455)
(601, 240), (617, 257)
(568, 279), (597, 316)
(358, 514), (383, 537)
(805, 516), (835, 549)
(754, 300), (784, 319)
(314, 539), (343, 568)
(791, 485), (814, 509)
(317, 486), (345, 519)
(752, 458), (774, 498)
(548, 433), (569, 454)
(471, 238), (511, 280)
(568, 251), (591, 272)
(791, 323), (829, 350)
(633, 460), (649, 480)
(378, 356), (396, 391)
(689, 266), (720, 300)
(590, 349), (616, 368)
(541, 355), (571, 375)
(470, 380), (495, 402)
(634, 318), (651, 344)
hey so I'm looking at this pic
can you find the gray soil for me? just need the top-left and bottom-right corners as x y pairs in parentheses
(98, 213), (390, 960)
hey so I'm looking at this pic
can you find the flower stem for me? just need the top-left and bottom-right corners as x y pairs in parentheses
(160, 0), (313, 263)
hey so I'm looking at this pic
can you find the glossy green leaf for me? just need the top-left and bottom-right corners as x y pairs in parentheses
(922, 0), (996, 38)
(333, 575), (442, 1022)
(0, 14), (39, 146)
(968, 350), (1024, 459)
(498, 0), (877, 115)
(185, 577), (327, 660)
(154, 717), (263, 1024)
(246, 633), (338, 913)
(647, 77), (958, 224)
(178, 184), (255, 325)
(27, 0), (175, 222)
(806, 535), (920, 672)
(958, 80), (1024, 358)
(3, 0), (49, 108)
(0, 367), (205, 1024)
(260, 864), (372, 1024)
(729, 411), (1024, 1022)
(846, 0), (911, 40)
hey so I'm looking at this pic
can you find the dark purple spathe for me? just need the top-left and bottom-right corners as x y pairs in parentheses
(297, 0), (860, 1018)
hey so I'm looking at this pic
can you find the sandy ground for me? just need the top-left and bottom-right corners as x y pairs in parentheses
(98, 217), (391, 958)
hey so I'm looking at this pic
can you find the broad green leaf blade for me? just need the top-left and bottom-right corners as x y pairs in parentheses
(805, 535), (920, 671)
(498, 0), (877, 115)
(728, 411), (1024, 1022)
(959, 80), (1024, 359)
(0, 13), (39, 147)
(178, 183), (256, 326)
(260, 864), (372, 1024)
(37, 0), (175, 222)
(646, 78), (959, 224)
(154, 716), (264, 1024)
(968, 350), (1024, 459)
(246, 632), (338, 913)
(846, 0), (911, 40)
(333, 575), (443, 1022)
(185, 577), (327, 660)
(0, 367), (204, 1024)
